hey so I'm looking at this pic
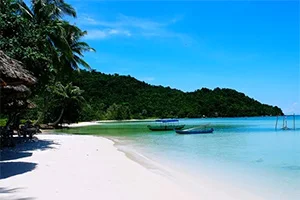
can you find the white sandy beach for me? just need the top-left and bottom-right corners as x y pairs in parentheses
(0, 134), (198, 200)
(63, 119), (154, 128)
(64, 121), (101, 127)
(0, 134), (266, 200)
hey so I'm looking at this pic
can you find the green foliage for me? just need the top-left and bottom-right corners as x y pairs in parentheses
(66, 70), (283, 120)
(0, 0), (52, 88)
(0, 118), (7, 126)
(106, 103), (131, 120)
(0, 0), (94, 91)
(0, 0), (94, 125)
(43, 82), (86, 124)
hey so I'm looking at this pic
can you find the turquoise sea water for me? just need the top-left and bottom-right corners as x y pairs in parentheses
(59, 116), (300, 199)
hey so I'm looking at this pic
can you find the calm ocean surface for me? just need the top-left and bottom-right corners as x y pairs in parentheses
(59, 116), (300, 199)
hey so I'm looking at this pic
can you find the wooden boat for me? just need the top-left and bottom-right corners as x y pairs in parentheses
(175, 127), (214, 134)
(147, 119), (185, 131)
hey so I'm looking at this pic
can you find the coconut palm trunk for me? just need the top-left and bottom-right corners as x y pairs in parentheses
(48, 107), (65, 127)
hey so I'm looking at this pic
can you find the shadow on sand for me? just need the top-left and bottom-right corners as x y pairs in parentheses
(0, 137), (59, 180)
(0, 162), (37, 179)
(0, 187), (35, 200)
(0, 152), (33, 162)
(7, 138), (58, 152)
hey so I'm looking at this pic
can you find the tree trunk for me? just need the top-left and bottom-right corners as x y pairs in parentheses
(33, 112), (43, 126)
(48, 108), (64, 127)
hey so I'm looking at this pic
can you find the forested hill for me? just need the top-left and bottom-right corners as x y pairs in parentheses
(71, 70), (283, 120)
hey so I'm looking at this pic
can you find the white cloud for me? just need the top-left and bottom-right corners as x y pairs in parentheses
(79, 14), (187, 40)
(81, 14), (166, 29)
(85, 29), (131, 40)
(83, 16), (99, 25)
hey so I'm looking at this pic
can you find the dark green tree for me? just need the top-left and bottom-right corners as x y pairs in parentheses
(46, 82), (85, 126)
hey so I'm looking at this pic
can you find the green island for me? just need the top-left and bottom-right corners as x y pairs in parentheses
(58, 70), (283, 121)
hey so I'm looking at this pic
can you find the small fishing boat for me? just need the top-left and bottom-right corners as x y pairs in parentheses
(175, 124), (214, 134)
(147, 119), (185, 131)
(176, 128), (214, 134)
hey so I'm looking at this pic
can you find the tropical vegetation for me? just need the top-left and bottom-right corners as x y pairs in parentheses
(0, 0), (93, 128)
(69, 70), (283, 120)
(24, 70), (283, 122)
(0, 0), (283, 134)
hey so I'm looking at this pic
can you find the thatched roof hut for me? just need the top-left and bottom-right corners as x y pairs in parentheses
(0, 50), (36, 86)
(0, 51), (37, 113)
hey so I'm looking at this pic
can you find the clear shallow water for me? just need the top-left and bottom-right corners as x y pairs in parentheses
(58, 116), (300, 199)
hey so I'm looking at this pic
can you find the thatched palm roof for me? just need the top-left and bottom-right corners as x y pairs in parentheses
(0, 51), (37, 114)
(0, 50), (37, 86)
(1, 85), (31, 99)
(2, 85), (31, 93)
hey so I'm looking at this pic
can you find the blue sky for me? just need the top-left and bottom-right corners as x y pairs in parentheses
(66, 0), (299, 114)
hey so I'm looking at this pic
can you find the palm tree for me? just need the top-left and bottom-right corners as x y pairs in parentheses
(2, 0), (94, 126)
(47, 82), (85, 126)
(16, 0), (93, 76)
(17, 0), (76, 23)
(17, 0), (74, 69)
(64, 24), (95, 70)
(55, 23), (95, 79)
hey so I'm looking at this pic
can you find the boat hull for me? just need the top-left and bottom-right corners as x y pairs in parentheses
(148, 125), (185, 131)
(175, 128), (214, 134)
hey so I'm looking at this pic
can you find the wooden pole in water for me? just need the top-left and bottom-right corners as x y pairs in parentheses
(293, 114), (296, 130)
(275, 115), (278, 130)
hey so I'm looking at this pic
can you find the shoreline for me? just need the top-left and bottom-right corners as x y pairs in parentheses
(0, 134), (199, 200)
(111, 137), (270, 200)
(60, 115), (293, 128)
(62, 119), (155, 128)
(0, 133), (268, 200)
